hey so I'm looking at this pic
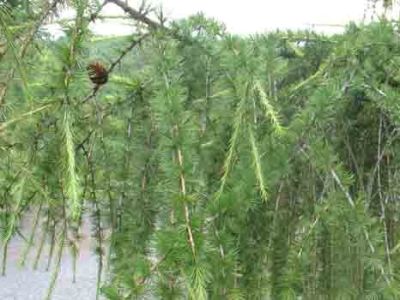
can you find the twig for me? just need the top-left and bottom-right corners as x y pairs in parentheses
(376, 113), (393, 279)
(83, 33), (149, 103)
(299, 147), (376, 254)
(177, 146), (196, 257)
(107, 0), (161, 30)
(19, 203), (43, 267)
(366, 127), (399, 205)
(0, 104), (52, 132)
(75, 130), (94, 152)
(136, 252), (169, 285)
(33, 209), (50, 270)
(0, 0), (62, 105)
(45, 192), (67, 300)
(108, 33), (150, 74)
(330, 169), (355, 208)
(89, 0), (109, 22)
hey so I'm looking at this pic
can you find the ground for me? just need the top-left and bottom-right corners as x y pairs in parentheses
(0, 213), (101, 300)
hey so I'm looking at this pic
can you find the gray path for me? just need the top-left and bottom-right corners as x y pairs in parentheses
(0, 216), (101, 300)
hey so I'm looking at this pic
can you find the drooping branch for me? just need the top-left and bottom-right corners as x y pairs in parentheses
(0, 0), (63, 106)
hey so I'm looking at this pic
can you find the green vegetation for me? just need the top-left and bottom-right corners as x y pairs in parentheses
(2, 0), (400, 299)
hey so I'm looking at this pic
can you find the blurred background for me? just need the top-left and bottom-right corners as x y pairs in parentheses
(46, 0), (400, 37)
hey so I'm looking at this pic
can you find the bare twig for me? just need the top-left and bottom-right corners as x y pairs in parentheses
(108, 33), (150, 73)
(107, 0), (161, 30)
(75, 130), (94, 152)
(89, 0), (109, 22)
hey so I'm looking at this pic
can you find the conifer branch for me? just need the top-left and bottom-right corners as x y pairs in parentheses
(108, 33), (150, 73)
(62, 110), (81, 220)
(0, 104), (52, 132)
(330, 169), (355, 208)
(248, 127), (268, 201)
(45, 193), (67, 300)
(176, 146), (196, 257)
(33, 211), (50, 270)
(19, 203), (42, 267)
(83, 33), (149, 103)
(0, 0), (62, 105)
(299, 146), (376, 255)
(170, 122), (197, 257)
(107, 0), (161, 30)
(215, 93), (245, 201)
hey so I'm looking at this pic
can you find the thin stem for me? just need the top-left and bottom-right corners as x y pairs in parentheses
(33, 210), (50, 270)
(377, 113), (392, 278)
(46, 220), (56, 271)
(19, 203), (43, 267)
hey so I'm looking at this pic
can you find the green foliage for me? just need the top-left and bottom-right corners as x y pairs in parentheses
(2, 1), (400, 299)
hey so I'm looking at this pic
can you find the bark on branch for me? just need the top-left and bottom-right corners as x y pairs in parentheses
(106, 0), (162, 30)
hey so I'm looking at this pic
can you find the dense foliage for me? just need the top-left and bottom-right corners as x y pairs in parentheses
(2, 0), (400, 299)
